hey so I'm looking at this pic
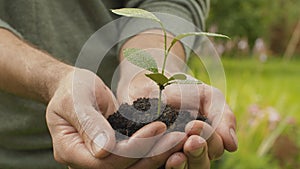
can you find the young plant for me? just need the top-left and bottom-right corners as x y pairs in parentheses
(112, 8), (229, 115)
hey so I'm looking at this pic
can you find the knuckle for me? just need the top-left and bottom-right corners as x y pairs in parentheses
(186, 120), (205, 135)
(77, 114), (95, 135)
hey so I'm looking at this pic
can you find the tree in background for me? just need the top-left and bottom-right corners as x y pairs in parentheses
(207, 0), (300, 57)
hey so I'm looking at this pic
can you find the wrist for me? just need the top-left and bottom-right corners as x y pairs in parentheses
(0, 29), (75, 103)
(44, 63), (74, 103)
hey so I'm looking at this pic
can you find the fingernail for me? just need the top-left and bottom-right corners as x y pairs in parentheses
(190, 147), (204, 157)
(92, 132), (107, 155)
(230, 128), (238, 148)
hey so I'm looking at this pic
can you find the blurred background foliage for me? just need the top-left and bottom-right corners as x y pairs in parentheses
(188, 0), (300, 168)
(188, 57), (300, 169)
(206, 0), (300, 59)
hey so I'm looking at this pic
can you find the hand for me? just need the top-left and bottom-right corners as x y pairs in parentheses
(117, 71), (238, 168)
(46, 68), (169, 169)
(165, 135), (210, 169)
(117, 29), (237, 168)
(0, 28), (180, 168)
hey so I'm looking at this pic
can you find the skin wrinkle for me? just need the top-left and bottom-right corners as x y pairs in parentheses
(48, 95), (79, 137)
(0, 14), (237, 166)
(117, 20), (237, 165)
(0, 2), (236, 168)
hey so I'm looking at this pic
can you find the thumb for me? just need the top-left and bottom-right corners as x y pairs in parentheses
(212, 104), (238, 152)
(75, 107), (116, 158)
(47, 69), (118, 159)
(200, 85), (238, 152)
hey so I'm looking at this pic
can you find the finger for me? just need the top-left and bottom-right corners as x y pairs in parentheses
(215, 104), (238, 152)
(74, 107), (117, 158)
(47, 112), (106, 169)
(164, 80), (201, 110)
(47, 73), (118, 158)
(183, 135), (210, 169)
(129, 132), (187, 169)
(185, 120), (224, 160)
(165, 152), (187, 169)
(49, 112), (166, 169)
(106, 121), (166, 168)
(200, 84), (238, 152)
(47, 97), (116, 158)
(165, 83), (238, 152)
(94, 77), (119, 118)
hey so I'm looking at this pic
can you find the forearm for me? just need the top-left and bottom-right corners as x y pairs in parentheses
(0, 29), (73, 103)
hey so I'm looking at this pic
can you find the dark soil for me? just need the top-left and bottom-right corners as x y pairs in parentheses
(107, 98), (210, 169)
(108, 98), (210, 139)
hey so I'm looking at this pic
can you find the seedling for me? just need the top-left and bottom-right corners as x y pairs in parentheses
(112, 8), (229, 115)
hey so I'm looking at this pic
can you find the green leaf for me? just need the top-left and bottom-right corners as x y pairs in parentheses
(168, 32), (230, 54)
(111, 8), (161, 23)
(145, 73), (169, 86)
(169, 74), (187, 81)
(123, 48), (158, 73)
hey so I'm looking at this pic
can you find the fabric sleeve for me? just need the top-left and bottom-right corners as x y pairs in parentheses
(0, 18), (22, 38)
(124, 0), (209, 30)
(118, 0), (210, 59)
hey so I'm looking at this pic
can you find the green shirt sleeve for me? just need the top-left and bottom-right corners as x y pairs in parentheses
(125, 0), (209, 30)
(0, 18), (22, 38)
(119, 0), (210, 59)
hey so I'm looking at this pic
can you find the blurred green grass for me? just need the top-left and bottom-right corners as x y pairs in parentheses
(188, 56), (300, 169)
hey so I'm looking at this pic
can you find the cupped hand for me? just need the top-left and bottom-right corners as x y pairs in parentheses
(46, 68), (169, 169)
(117, 71), (238, 168)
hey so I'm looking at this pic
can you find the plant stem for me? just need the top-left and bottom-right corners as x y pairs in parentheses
(166, 42), (174, 58)
(157, 23), (167, 115)
(160, 23), (168, 75)
(157, 89), (162, 115)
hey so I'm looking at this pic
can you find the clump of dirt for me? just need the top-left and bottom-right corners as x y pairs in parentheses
(108, 98), (210, 169)
(108, 98), (209, 140)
